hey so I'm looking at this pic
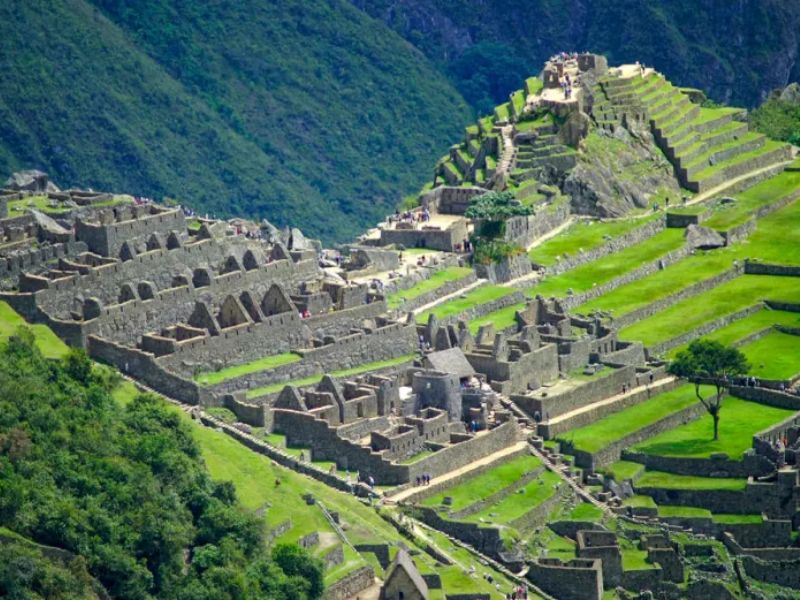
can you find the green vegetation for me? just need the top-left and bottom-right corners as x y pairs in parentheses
(604, 460), (645, 482)
(635, 471), (747, 491)
(738, 331), (800, 380)
(566, 503), (604, 522)
(194, 352), (301, 385)
(658, 505), (712, 519)
(462, 470), (562, 524)
(422, 454), (542, 511)
(668, 339), (749, 441)
(245, 353), (416, 398)
(416, 284), (517, 324)
(0, 333), (323, 599)
(0, 0), (472, 243)
(467, 300), (527, 334)
(0, 301), (68, 359)
(749, 95), (800, 145)
(634, 396), (795, 459)
(703, 170), (800, 230)
(668, 309), (800, 357)
(621, 275), (800, 347)
(528, 229), (685, 299)
(623, 495), (657, 509)
(713, 513), (763, 524)
(529, 216), (657, 267)
(557, 385), (707, 454)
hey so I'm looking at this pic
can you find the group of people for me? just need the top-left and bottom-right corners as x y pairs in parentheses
(505, 585), (530, 600)
(414, 473), (432, 486)
(455, 238), (473, 253)
(391, 207), (431, 227)
(561, 72), (575, 100)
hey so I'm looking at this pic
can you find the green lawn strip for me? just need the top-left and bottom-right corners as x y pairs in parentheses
(467, 300), (527, 334)
(635, 471), (747, 491)
(576, 248), (735, 317)
(0, 301), (69, 359)
(543, 534), (576, 560)
(620, 275), (800, 347)
(712, 513), (763, 524)
(566, 503), (604, 521)
(7, 194), (131, 216)
(462, 470), (562, 525)
(632, 396), (795, 459)
(738, 331), (800, 380)
(245, 353), (416, 398)
(556, 384), (708, 454)
(526, 229), (685, 299)
(323, 545), (367, 585)
(658, 505), (712, 519)
(528, 216), (657, 267)
(421, 454), (542, 511)
(398, 450), (434, 464)
(194, 352), (301, 385)
(603, 460), (645, 482)
(416, 284), (517, 324)
(621, 547), (652, 571)
(622, 495), (657, 509)
(386, 266), (473, 309)
(693, 140), (787, 183)
(703, 170), (800, 230)
(206, 406), (237, 423)
(667, 309), (800, 358)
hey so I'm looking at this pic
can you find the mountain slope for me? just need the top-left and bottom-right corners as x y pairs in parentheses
(0, 0), (471, 242)
(354, 0), (800, 110)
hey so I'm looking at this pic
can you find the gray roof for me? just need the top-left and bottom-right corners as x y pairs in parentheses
(423, 347), (475, 379)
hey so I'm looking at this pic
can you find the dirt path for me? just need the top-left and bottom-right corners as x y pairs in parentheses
(411, 278), (486, 315)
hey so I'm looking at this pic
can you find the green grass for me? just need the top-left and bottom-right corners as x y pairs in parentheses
(621, 548), (652, 571)
(566, 503), (604, 521)
(528, 216), (657, 267)
(245, 353), (416, 398)
(462, 469), (562, 524)
(604, 460), (644, 482)
(544, 534), (576, 560)
(467, 300), (526, 334)
(0, 301), (69, 359)
(633, 396), (795, 459)
(421, 454), (542, 511)
(667, 309), (800, 357)
(620, 275), (800, 347)
(738, 331), (800, 380)
(622, 495), (657, 509)
(693, 140), (787, 183)
(712, 513), (763, 524)
(658, 505), (712, 519)
(557, 385), (708, 454)
(386, 266), (473, 309)
(194, 352), (301, 385)
(111, 379), (140, 406)
(635, 471), (747, 491)
(7, 194), (132, 216)
(703, 170), (800, 230)
(398, 450), (434, 464)
(527, 228), (685, 299)
(416, 284), (517, 324)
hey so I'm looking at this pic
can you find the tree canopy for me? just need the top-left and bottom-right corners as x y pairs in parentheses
(668, 338), (749, 440)
(0, 328), (323, 600)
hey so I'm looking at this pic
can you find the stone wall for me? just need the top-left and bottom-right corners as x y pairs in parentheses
(393, 272), (477, 313)
(379, 220), (468, 252)
(620, 450), (774, 479)
(435, 290), (526, 327)
(539, 218), (664, 277)
(503, 199), (571, 249)
(526, 558), (603, 600)
(563, 401), (707, 471)
(613, 265), (743, 329)
(416, 506), (503, 556)
(75, 206), (186, 257)
(322, 566), (375, 600)
(741, 555), (800, 590)
(0, 240), (87, 287)
(468, 343), (559, 395)
(475, 253), (531, 284)
(646, 303), (763, 357)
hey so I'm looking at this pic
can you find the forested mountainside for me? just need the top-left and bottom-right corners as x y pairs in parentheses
(0, 0), (470, 242)
(353, 0), (800, 113)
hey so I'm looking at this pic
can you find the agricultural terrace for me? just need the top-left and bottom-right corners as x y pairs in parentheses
(416, 283), (517, 324)
(737, 331), (800, 380)
(386, 266), (473, 309)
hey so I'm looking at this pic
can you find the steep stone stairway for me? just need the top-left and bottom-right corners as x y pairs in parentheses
(508, 124), (576, 186)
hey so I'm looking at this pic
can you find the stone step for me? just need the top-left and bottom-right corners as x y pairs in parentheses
(681, 133), (766, 179)
(689, 142), (792, 193)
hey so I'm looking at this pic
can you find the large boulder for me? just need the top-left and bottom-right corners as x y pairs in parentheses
(4, 170), (59, 193)
(685, 224), (725, 249)
(559, 110), (591, 147)
(779, 82), (800, 105)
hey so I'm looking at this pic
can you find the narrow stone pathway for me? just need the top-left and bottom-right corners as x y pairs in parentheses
(545, 376), (676, 428)
(495, 125), (516, 183)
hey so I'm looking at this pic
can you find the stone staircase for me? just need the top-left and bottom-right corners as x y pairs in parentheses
(508, 125), (576, 186)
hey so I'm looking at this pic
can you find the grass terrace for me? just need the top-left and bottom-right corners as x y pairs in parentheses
(738, 331), (800, 380)
(245, 353), (416, 399)
(703, 170), (800, 230)
(603, 460), (645, 482)
(528, 215), (658, 267)
(386, 266), (473, 310)
(565, 502), (604, 522)
(0, 301), (68, 359)
(635, 471), (747, 491)
(527, 228), (685, 299)
(556, 385), (708, 454)
(421, 454), (542, 511)
(667, 309), (800, 357)
(7, 193), (132, 216)
(416, 284), (517, 324)
(623, 495), (657, 509)
(620, 275), (800, 347)
(658, 505), (712, 519)
(194, 352), (301, 385)
(632, 396), (795, 459)
(467, 300), (527, 334)
(462, 469), (562, 525)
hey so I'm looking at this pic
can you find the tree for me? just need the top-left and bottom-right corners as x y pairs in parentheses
(668, 339), (749, 440)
